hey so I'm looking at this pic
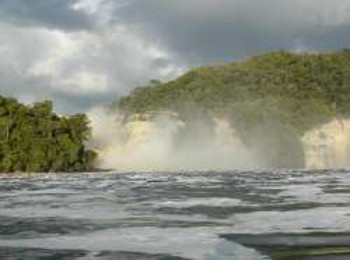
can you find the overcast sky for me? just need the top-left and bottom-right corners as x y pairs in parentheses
(1, 0), (350, 113)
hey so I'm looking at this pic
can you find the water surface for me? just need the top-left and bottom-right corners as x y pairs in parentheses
(1, 170), (350, 259)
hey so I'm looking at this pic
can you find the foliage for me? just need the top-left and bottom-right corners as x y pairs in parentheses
(117, 49), (350, 134)
(116, 49), (350, 168)
(0, 97), (97, 173)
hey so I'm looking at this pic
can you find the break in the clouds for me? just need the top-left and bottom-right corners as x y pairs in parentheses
(1, 0), (350, 112)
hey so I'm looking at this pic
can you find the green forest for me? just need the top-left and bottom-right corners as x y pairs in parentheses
(118, 49), (350, 132)
(117, 49), (350, 167)
(0, 97), (96, 173)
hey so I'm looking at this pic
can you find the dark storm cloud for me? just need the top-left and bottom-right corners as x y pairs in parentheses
(117, 0), (350, 64)
(0, 0), (92, 30)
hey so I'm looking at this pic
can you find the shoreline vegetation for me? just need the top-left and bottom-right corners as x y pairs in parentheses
(2, 48), (350, 172)
(0, 97), (96, 173)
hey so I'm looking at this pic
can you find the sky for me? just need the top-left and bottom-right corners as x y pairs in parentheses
(1, 0), (350, 113)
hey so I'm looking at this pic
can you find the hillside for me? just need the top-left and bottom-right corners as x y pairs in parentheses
(116, 49), (350, 168)
(119, 50), (350, 131)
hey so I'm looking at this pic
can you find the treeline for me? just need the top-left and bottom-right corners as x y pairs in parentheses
(0, 97), (96, 172)
(118, 49), (350, 134)
(116, 49), (350, 168)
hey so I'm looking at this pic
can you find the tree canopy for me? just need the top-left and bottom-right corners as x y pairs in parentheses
(117, 49), (350, 133)
(0, 97), (96, 173)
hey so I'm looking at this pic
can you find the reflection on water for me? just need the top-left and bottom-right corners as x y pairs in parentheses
(1, 170), (350, 259)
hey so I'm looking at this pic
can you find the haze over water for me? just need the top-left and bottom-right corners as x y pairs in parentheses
(2, 170), (350, 259)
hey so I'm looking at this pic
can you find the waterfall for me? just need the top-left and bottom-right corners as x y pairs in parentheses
(88, 108), (258, 171)
(302, 119), (350, 169)
(89, 108), (350, 171)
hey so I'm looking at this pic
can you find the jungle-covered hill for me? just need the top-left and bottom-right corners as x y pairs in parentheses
(0, 97), (96, 173)
(116, 49), (350, 168)
(118, 49), (350, 133)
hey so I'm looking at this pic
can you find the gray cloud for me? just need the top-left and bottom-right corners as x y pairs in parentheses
(1, 0), (350, 113)
(117, 0), (350, 64)
(0, 0), (93, 31)
(0, 21), (183, 113)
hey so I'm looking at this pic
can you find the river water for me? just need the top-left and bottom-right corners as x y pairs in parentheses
(1, 170), (350, 260)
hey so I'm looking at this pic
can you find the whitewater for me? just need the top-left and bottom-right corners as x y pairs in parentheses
(1, 170), (350, 259)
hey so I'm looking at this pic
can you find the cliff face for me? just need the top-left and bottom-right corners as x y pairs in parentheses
(302, 119), (350, 169)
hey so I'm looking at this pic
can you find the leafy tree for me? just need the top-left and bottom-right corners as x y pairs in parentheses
(0, 97), (97, 173)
